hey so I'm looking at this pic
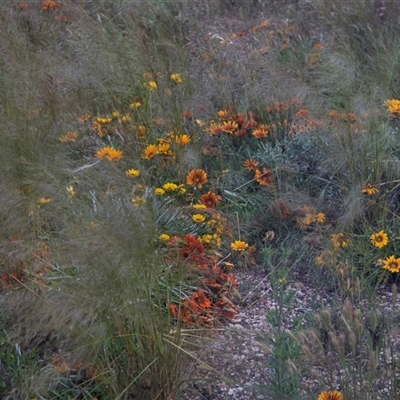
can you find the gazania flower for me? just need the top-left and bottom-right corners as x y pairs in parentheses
(230, 240), (249, 252)
(385, 99), (400, 116)
(159, 234), (170, 241)
(382, 255), (400, 273)
(221, 120), (239, 134)
(39, 197), (52, 204)
(200, 191), (219, 208)
(144, 80), (157, 91)
(193, 204), (207, 210)
(158, 142), (171, 155)
(170, 73), (183, 84)
(206, 122), (224, 136)
(317, 391), (342, 400)
(254, 168), (274, 188)
(163, 182), (178, 191)
(331, 233), (347, 248)
(192, 214), (206, 223)
(66, 186), (75, 196)
(129, 97), (144, 109)
(59, 132), (78, 143)
(370, 230), (388, 248)
(186, 169), (208, 189)
(95, 117), (112, 125)
(316, 212), (326, 223)
(175, 134), (191, 145)
(199, 234), (212, 244)
(126, 169), (140, 178)
(154, 188), (165, 195)
(217, 109), (230, 119)
(142, 144), (159, 159)
(96, 146), (123, 162)
(131, 196), (146, 207)
(362, 183), (378, 195)
(243, 159), (260, 171)
(252, 124), (269, 138)
(42, 0), (60, 10)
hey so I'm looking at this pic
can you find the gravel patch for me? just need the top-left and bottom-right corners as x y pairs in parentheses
(181, 266), (400, 400)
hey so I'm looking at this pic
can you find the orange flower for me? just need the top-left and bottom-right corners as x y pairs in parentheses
(243, 159), (260, 171)
(254, 168), (274, 188)
(252, 124), (269, 138)
(42, 0), (60, 10)
(192, 290), (212, 309)
(206, 122), (224, 136)
(200, 191), (219, 208)
(96, 146), (123, 162)
(317, 391), (343, 400)
(186, 169), (208, 189)
(59, 132), (78, 143)
(221, 120), (239, 134)
(142, 144), (159, 159)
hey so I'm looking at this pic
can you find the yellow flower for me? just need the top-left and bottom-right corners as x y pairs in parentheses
(163, 183), (178, 191)
(193, 204), (207, 210)
(39, 197), (53, 204)
(317, 391), (343, 400)
(175, 134), (191, 145)
(126, 169), (140, 178)
(129, 99), (144, 109)
(154, 188), (165, 195)
(131, 196), (146, 207)
(95, 117), (112, 124)
(170, 73), (183, 84)
(96, 146), (123, 162)
(302, 214), (315, 226)
(230, 240), (249, 252)
(192, 214), (206, 223)
(385, 99), (400, 116)
(159, 234), (170, 241)
(142, 144), (159, 159)
(223, 261), (235, 271)
(59, 132), (78, 143)
(217, 109), (229, 119)
(362, 183), (379, 195)
(316, 212), (326, 223)
(370, 230), (388, 248)
(382, 255), (400, 273)
(315, 255), (325, 265)
(144, 80), (157, 91)
(158, 142), (171, 155)
(178, 185), (186, 194)
(199, 234), (213, 244)
(331, 233), (347, 248)
(66, 186), (75, 196)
